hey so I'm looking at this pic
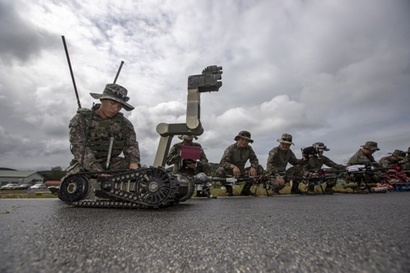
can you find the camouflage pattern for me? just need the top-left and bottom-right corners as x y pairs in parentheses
(68, 104), (140, 173)
(166, 142), (211, 175)
(216, 143), (259, 176)
(379, 150), (406, 169)
(90, 83), (134, 111)
(347, 149), (378, 166)
(234, 130), (254, 143)
(277, 133), (294, 145)
(361, 141), (380, 151)
(266, 146), (303, 176)
(302, 155), (345, 189)
(379, 156), (401, 169)
(303, 156), (345, 172)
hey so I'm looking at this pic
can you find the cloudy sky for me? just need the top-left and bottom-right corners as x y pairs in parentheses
(0, 0), (409, 171)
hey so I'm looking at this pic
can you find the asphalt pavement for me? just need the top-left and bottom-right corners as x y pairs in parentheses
(1, 192), (409, 273)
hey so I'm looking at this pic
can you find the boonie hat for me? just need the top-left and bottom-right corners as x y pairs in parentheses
(361, 141), (380, 151)
(90, 83), (134, 111)
(277, 133), (294, 145)
(234, 130), (254, 143)
(389, 149), (406, 159)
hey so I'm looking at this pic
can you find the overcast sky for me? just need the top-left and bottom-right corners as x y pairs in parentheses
(0, 0), (409, 171)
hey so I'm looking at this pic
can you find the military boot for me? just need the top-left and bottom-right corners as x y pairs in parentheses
(225, 185), (233, 196)
(272, 187), (281, 195)
(240, 182), (252, 196)
(291, 182), (304, 195)
(306, 185), (316, 195)
(324, 184), (335, 195)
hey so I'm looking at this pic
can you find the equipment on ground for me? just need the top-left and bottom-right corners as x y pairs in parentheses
(59, 54), (222, 208)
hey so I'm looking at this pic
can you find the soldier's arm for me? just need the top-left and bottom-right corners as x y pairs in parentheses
(249, 147), (259, 169)
(122, 119), (140, 167)
(266, 149), (280, 176)
(219, 146), (235, 170)
(166, 144), (179, 166)
(289, 150), (303, 166)
(194, 143), (209, 163)
(323, 156), (344, 169)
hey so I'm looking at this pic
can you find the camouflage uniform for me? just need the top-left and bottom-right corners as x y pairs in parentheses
(304, 156), (344, 171)
(266, 146), (304, 193)
(400, 147), (410, 176)
(66, 84), (140, 174)
(379, 150), (406, 169)
(303, 153), (345, 194)
(347, 141), (380, 167)
(67, 105), (140, 174)
(216, 131), (261, 196)
(216, 144), (260, 175)
(347, 141), (381, 192)
(266, 147), (301, 176)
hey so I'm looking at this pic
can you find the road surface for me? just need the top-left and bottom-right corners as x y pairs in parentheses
(0, 192), (409, 273)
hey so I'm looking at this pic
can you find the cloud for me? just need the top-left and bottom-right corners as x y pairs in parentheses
(0, 0), (409, 171)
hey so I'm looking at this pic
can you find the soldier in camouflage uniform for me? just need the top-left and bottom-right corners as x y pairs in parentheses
(347, 141), (381, 193)
(400, 147), (410, 176)
(347, 141), (380, 167)
(216, 130), (261, 196)
(66, 83), (140, 175)
(379, 149), (406, 169)
(166, 135), (211, 175)
(266, 133), (304, 194)
(302, 142), (345, 195)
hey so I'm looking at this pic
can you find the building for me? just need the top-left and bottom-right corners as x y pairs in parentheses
(0, 170), (44, 186)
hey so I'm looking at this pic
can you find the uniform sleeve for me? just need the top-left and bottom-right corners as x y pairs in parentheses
(288, 150), (303, 166)
(122, 118), (140, 165)
(348, 150), (370, 165)
(166, 144), (180, 166)
(249, 147), (259, 169)
(199, 146), (209, 164)
(69, 113), (104, 172)
(219, 145), (234, 170)
(266, 149), (279, 176)
(323, 156), (345, 169)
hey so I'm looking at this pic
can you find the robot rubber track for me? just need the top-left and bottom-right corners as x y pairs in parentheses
(58, 167), (193, 209)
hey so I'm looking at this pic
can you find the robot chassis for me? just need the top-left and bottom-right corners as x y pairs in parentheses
(58, 66), (223, 209)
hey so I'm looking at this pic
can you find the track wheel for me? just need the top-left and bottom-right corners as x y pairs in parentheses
(58, 174), (89, 202)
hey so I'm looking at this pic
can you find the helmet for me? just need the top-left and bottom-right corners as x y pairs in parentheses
(301, 146), (319, 159)
(312, 142), (329, 151)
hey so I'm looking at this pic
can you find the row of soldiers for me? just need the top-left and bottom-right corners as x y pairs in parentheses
(165, 131), (410, 196)
(66, 85), (407, 196)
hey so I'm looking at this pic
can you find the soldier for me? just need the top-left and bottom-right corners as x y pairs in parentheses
(347, 141), (380, 167)
(66, 83), (140, 175)
(216, 130), (261, 196)
(347, 141), (381, 193)
(266, 133), (304, 194)
(379, 149), (406, 169)
(400, 147), (410, 176)
(302, 142), (345, 195)
(166, 135), (211, 175)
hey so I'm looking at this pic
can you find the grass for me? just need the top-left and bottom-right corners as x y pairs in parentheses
(0, 190), (57, 199)
(0, 182), (353, 199)
(205, 181), (352, 197)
